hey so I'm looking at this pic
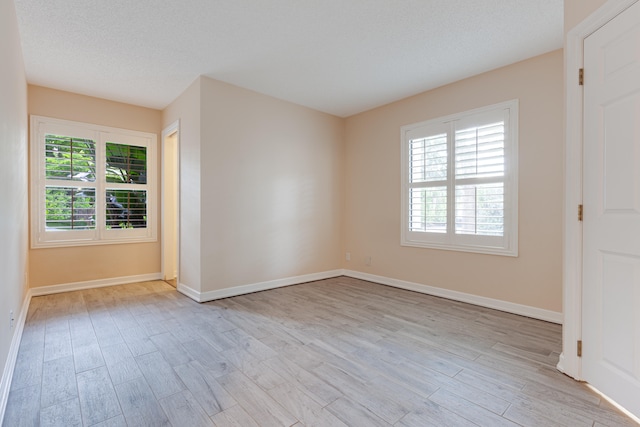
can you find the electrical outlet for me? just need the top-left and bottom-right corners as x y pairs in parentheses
(9, 310), (14, 329)
(346, 252), (351, 261)
(365, 256), (372, 266)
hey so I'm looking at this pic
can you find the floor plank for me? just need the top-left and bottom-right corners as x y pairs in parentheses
(209, 404), (260, 427)
(4, 277), (637, 427)
(3, 384), (41, 427)
(40, 355), (78, 408)
(173, 361), (237, 416)
(39, 397), (82, 427)
(216, 371), (297, 427)
(76, 366), (121, 425)
(158, 390), (214, 427)
(135, 351), (185, 399)
(113, 377), (170, 427)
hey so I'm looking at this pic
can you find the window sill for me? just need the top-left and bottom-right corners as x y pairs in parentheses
(31, 235), (157, 249)
(401, 239), (518, 257)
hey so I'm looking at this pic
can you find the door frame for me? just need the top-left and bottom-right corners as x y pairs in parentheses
(560, 0), (639, 381)
(161, 120), (180, 284)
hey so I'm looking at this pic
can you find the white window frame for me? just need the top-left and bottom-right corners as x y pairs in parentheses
(30, 115), (157, 248)
(400, 100), (518, 256)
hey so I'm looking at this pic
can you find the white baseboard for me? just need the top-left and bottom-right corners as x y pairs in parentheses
(176, 282), (201, 301)
(0, 289), (32, 424)
(556, 352), (567, 375)
(180, 269), (345, 303)
(343, 269), (563, 324)
(177, 268), (562, 324)
(30, 273), (164, 297)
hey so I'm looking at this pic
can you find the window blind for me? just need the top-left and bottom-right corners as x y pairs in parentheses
(45, 187), (96, 230)
(410, 186), (447, 233)
(401, 100), (517, 256)
(455, 183), (504, 236)
(106, 142), (147, 184)
(410, 134), (447, 183)
(32, 116), (157, 248)
(454, 121), (505, 236)
(45, 135), (96, 181)
(454, 122), (504, 180)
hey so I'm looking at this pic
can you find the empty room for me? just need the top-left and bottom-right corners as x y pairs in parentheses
(1, 0), (640, 425)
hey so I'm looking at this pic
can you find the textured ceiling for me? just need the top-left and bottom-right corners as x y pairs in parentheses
(14, 0), (563, 117)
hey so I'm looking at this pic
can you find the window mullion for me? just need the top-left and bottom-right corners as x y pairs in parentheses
(454, 176), (504, 186)
(96, 134), (106, 239)
(446, 123), (455, 239)
(408, 180), (447, 189)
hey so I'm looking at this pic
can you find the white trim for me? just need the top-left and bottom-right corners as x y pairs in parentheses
(0, 289), (31, 424)
(561, 0), (639, 381)
(176, 282), (202, 302)
(400, 99), (519, 257)
(181, 270), (345, 303)
(343, 269), (562, 324)
(177, 268), (561, 322)
(29, 273), (163, 296)
(30, 115), (158, 249)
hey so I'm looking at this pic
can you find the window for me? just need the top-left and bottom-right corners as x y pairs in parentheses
(30, 116), (157, 248)
(401, 100), (518, 256)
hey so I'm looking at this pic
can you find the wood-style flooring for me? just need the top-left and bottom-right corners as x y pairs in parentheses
(3, 277), (637, 426)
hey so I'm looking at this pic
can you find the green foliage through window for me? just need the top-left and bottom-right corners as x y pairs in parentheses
(106, 143), (147, 184)
(45, 135), (96, 181)
(106, 190), (147, 229)
(45, 187), (96, 230)
(43, 137), (148, 231)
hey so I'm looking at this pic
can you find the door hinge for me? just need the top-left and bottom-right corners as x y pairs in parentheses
(578, 204), (583, 221)
(579, 68), (584, 86)
(577, 340), (583, 357)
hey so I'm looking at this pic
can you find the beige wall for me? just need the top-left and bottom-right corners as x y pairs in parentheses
(0, 0), (29, 404)
(199, 77), (344, 292)
(162, 78), (202, 292)
(164, 76), (345, 295)
(28, 85), (163, 287)
(343, 50), (564, 312)
(565, 0), (609, 32)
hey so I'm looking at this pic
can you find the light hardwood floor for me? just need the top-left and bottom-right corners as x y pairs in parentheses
(3, 277), (637, 426)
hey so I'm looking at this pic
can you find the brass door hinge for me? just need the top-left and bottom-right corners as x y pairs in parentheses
(577, 340), (583, 357)
(578, 204), (583, 221)
(579, 68), (584, 86)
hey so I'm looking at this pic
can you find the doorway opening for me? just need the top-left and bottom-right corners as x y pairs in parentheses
(162, 121), (179, 288)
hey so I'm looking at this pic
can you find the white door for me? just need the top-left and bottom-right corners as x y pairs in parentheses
(583, 0), (640, 418)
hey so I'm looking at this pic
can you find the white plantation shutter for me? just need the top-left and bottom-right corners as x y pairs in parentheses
(454, 122), (504, 180)
(45, 135), (96, 182)
(401, 100), (518, 256)
(31, 116), (157, 248)
(455, 183), (504, 236)
(43, 134), (98, 232)
(410, 186), (447, 233)
(410, 133), (447, 183)
(454, 120), (505, 236)
(409, 133), (448, 233)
